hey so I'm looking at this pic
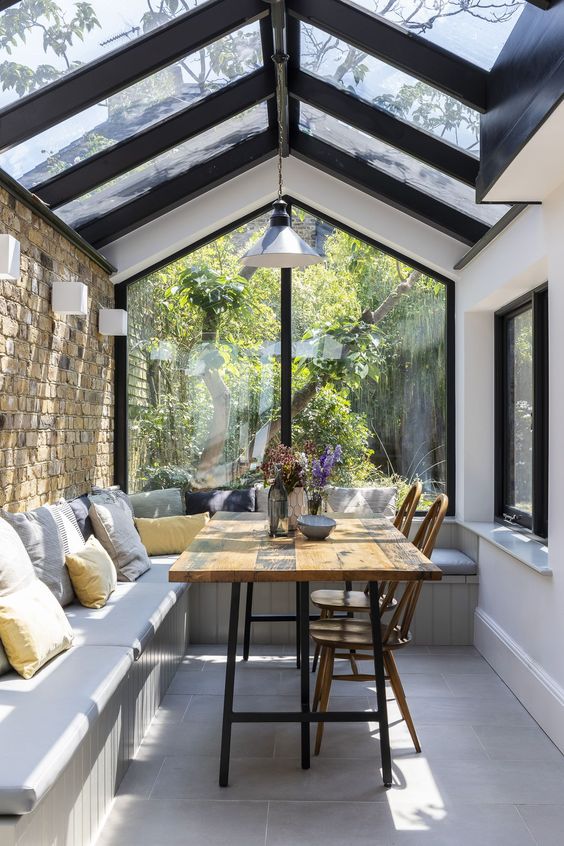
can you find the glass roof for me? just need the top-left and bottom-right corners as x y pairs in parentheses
(0, 21), (262, 189)
(300, 22), (480, 154)
(299, 103), (508, 226)
(55, 102), (269, 229)
(0, 0), (212, 110)
(348, 0), (526, 70)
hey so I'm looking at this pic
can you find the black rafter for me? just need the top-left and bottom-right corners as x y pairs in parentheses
(33, 70), (274, 208)
(76, 128), (277, 248)
(0, 0), (268, 152)
(290, 130), (488, 245)
(290, 70), (479, 187)
(287, 0), (487, 112)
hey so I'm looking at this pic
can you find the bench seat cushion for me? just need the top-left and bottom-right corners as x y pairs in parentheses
(431, 548), (477, 576)
(142, 556), (187, 598)
(0, 645), (132, 814)
(65, 582), (177, 659)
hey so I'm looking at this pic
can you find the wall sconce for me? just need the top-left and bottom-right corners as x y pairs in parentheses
(52, 279), (88, 315)
(99, 308), (127, 336)
(150, 341), (174, 362)
(0, 234), (21, 280)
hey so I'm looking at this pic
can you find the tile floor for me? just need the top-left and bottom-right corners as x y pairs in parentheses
(97, 645), (564, 845)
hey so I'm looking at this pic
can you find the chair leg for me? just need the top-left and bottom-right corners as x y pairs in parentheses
(385, 651), (421, 753)
(242, 582), (253, 661)
(312, 646), (329, 712)
(311, 609), (329, 673)
(314, 649), (335, 756)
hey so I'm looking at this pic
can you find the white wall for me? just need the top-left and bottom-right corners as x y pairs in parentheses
(456, 187), (564, 751)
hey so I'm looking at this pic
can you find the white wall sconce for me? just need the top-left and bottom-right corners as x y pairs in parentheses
(52, 279), (88, 315)
(99, 308), (127, 336)
(0, 234), (21, 280)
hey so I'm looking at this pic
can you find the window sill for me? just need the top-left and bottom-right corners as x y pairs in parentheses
(458, 521), (551, 576)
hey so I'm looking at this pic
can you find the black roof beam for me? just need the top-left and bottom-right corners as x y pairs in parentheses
(525, 0), (552, 8)
(77, 128), (277, 248)
(287, 0), (487, 112)
(267, 0), (290, 157)
(33, 70), (274, 208)
(290, 129), (488, 245)
(0, 0), (268, 152)
(290, 71), (479, 187)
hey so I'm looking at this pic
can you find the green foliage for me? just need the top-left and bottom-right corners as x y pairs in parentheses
(138, 464), (193, 492)
(168, 266), (247, 322)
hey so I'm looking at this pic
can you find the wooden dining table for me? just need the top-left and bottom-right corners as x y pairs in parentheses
(169, 510), (441, 788)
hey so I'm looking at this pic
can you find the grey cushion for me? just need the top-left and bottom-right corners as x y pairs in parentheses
(0, 645), (133, 814)
(66, 495), (93, 541)
(90, 488), (134, 517)
(326, 486), (397, 518)
(89, 501), (151, 582)
(129, 488), (185, 519)
(185, 488), (256, 516)
(65, 582), (177, 658)
(431, 548), (477, 576)
(48, 501), (86, 555)
(1, 507), (74, 606)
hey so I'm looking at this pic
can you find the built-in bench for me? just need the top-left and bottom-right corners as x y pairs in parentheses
(0, 554), (188, 846)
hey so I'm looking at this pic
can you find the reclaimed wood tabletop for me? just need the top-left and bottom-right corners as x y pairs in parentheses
(169, 511), (442, 584)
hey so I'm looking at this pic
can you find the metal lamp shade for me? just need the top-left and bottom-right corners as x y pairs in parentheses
(241, 200), (323, 269)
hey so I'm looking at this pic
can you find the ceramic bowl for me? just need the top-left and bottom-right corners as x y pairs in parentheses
(297, 514), (336, 540)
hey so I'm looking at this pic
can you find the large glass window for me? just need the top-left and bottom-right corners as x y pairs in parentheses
(126, 208), (451, 508)
(348, 0), (525, 70)
(496, 288), (548, 537)
(0, 21), (262, 188)
(0, 0), (212, 109)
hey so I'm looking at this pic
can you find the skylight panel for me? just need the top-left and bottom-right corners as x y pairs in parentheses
(348, 0), (526, 71)
(0, 21), (262, 188)
(300, 22), (480, 155)
(55, 102), (269, 229)
(299, 103), (509, 226)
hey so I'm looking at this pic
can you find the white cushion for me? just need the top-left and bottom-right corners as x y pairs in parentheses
(141, 556), (187, 598)
(0, 645), (132, 814)
(65, 582), (177, 658)
(431, 548), (477, 575)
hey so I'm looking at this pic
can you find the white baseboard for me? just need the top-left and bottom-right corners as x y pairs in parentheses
(474, 608), (564, 754)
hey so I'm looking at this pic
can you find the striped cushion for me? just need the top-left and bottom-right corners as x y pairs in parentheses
(326, 486), (397, 518)
(0, 508), (74, 607)
(48, 502), (86, 556)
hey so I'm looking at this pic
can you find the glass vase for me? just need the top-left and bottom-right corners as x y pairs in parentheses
(308, 491), (323, 516)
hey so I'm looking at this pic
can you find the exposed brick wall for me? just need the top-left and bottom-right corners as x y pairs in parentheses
(0, 187), (115, 510)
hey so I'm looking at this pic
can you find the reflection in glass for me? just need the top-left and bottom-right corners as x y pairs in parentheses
(299, 103), (509, 226)
(300, 22), (480, 154)
(56, 102), (269, 229)
(505, 308), (533, 515)
(127, 212), (280, 492)
(0, 0), (212, 109)
(0, 22), (262, 188)
(350, 0), (525, 70)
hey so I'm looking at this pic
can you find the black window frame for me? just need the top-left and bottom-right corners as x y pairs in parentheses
(495, 285), (548, 540)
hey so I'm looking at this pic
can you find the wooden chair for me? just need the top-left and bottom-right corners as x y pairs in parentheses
(309, 493), (448, 755)
(309, 481), (423, 672)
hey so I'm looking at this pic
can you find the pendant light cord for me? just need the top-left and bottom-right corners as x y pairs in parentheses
(273, 50), (288, 201)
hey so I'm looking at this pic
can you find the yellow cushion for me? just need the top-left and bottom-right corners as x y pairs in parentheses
(0, 579), (74, 679)
(65, 536), (118, 609)
(135, 513), (209, 556)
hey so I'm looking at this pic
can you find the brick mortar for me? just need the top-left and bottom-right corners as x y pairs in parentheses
(0, 187), (114, 510)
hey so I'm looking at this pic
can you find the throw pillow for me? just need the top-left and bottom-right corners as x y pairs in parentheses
(65, 495), (94, 541)
(0, 518), (36, 678)
(90, 488), (134, 517)
(89, 501), (151, 582)
(135, 513), (209, 556)
(49, 501), (86, 555)
(129, 488), (185, 519)
(326, 487), (397, 519)
(65, 536), (117, 609)
(1, 507), (74, 606)
(185, 488), (256, 516)
(0, 579), (74, 679)
(0, 642), (10, 677)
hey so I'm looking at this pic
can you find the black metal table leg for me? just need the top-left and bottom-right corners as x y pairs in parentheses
(295, 582), (301, 669)
(299, 581), (311, 769)
(243, 582), (253, 661)
(219, 582), (241, 787)
(368, 581), (392, 787)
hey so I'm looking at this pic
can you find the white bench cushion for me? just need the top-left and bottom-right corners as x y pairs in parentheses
(65, 582), (177, 659)
(431, 548), (477, 576)
(141, 556), (187, 598)
(0, 645), (132, 814)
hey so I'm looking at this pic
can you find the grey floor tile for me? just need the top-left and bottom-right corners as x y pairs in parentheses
(169, 666), (281, 695)
(96, 797), (268, 846)
(152, 693), (192, 724)
(184, 693), (313, 720)
(390, 803), (535, 845)
(116, 757), (165, 799)
(142, 718), (276, 758)
(431, 759), (564, 805)
(393, 653), (492, 675)
(266, 800), (393, 845)
(517, 804), (564, 845)
(442, 672), (517, 699)
(474, 724), (564, 763)
(407, 694), (533, 726)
